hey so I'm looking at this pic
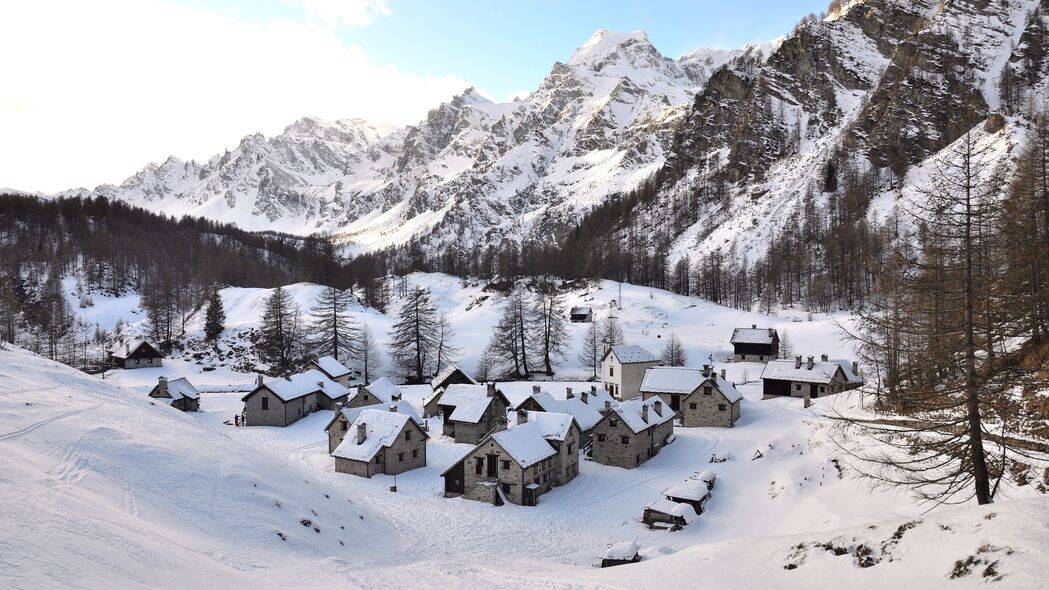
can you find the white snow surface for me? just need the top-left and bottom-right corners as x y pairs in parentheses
(491, 421), (558, 468)
(160, 376), (200, 400)
(640, 366), (743, 402)
(609, 344), (660, 364)
(262, 368), (349, 402)
(613, 396), (675, 434)
(311, 355), (352, 379)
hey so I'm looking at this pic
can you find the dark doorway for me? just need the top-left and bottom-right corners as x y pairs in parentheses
(486, 454), (498, 477)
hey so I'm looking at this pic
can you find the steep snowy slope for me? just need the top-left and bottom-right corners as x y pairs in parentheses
(663, 0), (1046, 264)
(0, 345), (401, 588)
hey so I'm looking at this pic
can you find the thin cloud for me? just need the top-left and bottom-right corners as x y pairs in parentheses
(285, 0), (392, 28)
(0, 0), (468, 193)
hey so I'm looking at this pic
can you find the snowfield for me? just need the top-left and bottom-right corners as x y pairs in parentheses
(6, 273), (1048, 587)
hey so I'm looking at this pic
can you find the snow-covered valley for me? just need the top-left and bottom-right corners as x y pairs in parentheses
(2, 273), (1046, 588)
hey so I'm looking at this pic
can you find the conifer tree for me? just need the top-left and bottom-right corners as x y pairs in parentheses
(258, 286), (302, 374)
(357, 323), (381, 383)
(577, 320), (602, 380)
(535, 291), (570, 375)
(308, 286), (358, 361)
(203, 288), (226, 341)
(660, 332), (687, 366)
(387, 287), (439, 383)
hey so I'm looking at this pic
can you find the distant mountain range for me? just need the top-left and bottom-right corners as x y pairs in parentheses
(60, 0), (1049, 265)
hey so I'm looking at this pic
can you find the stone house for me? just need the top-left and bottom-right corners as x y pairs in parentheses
(591, 397), (675, 469)
(331, 408), (428, 478)
(514, 384), (615, 444)
(729, 325), (780, 362)
(429, 364), (477, 393)
(240, 369), (349, 427)
(639, 365), (742, 427)
(423, 383), (510, 444)
(325, 400), (421, 454)
(760, 355), (864, 399)
(147, 376), (199, 412)
(108, 340), (163, 369)
(569, 306), (593, 322)
(601, 345), (659, 400)
(441, 411), (579, 506)
(303, 355), (353, 387)
(343, 377), (403, 410)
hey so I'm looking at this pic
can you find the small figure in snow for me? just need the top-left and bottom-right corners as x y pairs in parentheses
(234, 414), (240, 427)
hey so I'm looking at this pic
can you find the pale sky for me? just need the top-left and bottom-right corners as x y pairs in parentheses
(0, 0), (825, 193)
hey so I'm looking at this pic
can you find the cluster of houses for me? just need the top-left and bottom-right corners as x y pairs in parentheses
(114, 322), (865, 512)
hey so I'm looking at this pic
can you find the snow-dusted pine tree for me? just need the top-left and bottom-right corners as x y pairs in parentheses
(387, 287), (439, 383)
(660, 332), (687, 366)
(308, 286), (358, 361)
(203, 288), (225, 341)
(577, 320), (602, 380)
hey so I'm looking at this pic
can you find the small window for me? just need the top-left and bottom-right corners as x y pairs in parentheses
(568, 442), (574, 453)
(412, 449), (418, 458)
(795, 384), (802, 391)
(689, 403), (697, 410)
(398, 452), (405, 462)
(718, 404), (727, 411)
(620, 436), (629, 445)
(501, 460), (510, 470)
(597, 434), (606, 443)
(341, 421), (347, 431)
(704, 387), (712, 396)
(475, 457), (483, 475)
(609, 419), (618, 427)
(405, 430), (412, 441)
(261, 396), (269, 411)
(819, 386), (826, 392)
(609, 366), (614, 377)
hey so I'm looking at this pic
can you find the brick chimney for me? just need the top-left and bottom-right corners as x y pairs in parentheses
(256, 374), (264, 387)
(603, 400), (611, 414)
(389, 404), (397, 413)
(581, 389), (589, 404)
(653, 399), (663, 417)
(806, 356), (814, 370)
(641, 404), (650, 423)
(157, 376), (168, 396)
(751, 324), (757, 329)
(795, 355), (802, 369)
(358, 384), (366, 398)
(702, 364), (711, 377)
(487, 383), (496, 397)
(852, 361), (860, 376)
(356, 422), (367, 444)
(720, 368), (726, 378)
(566, 387), (574, 399)
(590, 385), (597, 395)
(516, 408), (528, 425)
(820, 354), (828, 362)
(532, 385), (541, 394)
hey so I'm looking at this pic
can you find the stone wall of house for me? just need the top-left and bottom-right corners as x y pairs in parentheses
(243, 388), (317, 427)
(334, 456), (373, 477)
(122, 357), (162, 369)
(680, 383), (737, 428)
(381, 425), (427, 476)
(328, 414), (350, 453)
(446, 397), (508, 444)
(460, 439), (555, 506)
(592, 411), (674, 469)
(553, 427), (581, 485)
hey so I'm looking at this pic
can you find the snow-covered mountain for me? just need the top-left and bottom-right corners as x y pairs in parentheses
(62, 29), (774, 249)
(59, 0), (1049, 267)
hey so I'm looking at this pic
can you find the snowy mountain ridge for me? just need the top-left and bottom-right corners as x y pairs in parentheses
(58, 28), (771, 249)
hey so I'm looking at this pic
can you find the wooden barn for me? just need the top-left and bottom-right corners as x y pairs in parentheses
(729, 325), (779, 362)
(108, 340), (163, 369)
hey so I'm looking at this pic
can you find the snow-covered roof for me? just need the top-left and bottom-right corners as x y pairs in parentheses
(491, 423), (557, 468)
(600, 541), (640, 561)
(730, 327), (777, 345)
(612, 397), (674, 434)
(430, 364), (477, 390)
(331, 409), (415, 462)
(350, 377), (402, 405)
(760, 360), (846, 385)
(646, 499), (698, 523)
(639, 367), (743, 402)
(663, 478), (711, 502)
(108, 339), (157, 359)
(163, 377), (199, 401)
(833, 359), (864, 384)
(518, 387), (614, 431)
(309, 355), (351, 379)
(254, 369), (349, 402)
(326, 400), (421, 432)
(516, 411), (577, 443)
(434, 383), (502, 424)
(607, 345), (659, 364)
